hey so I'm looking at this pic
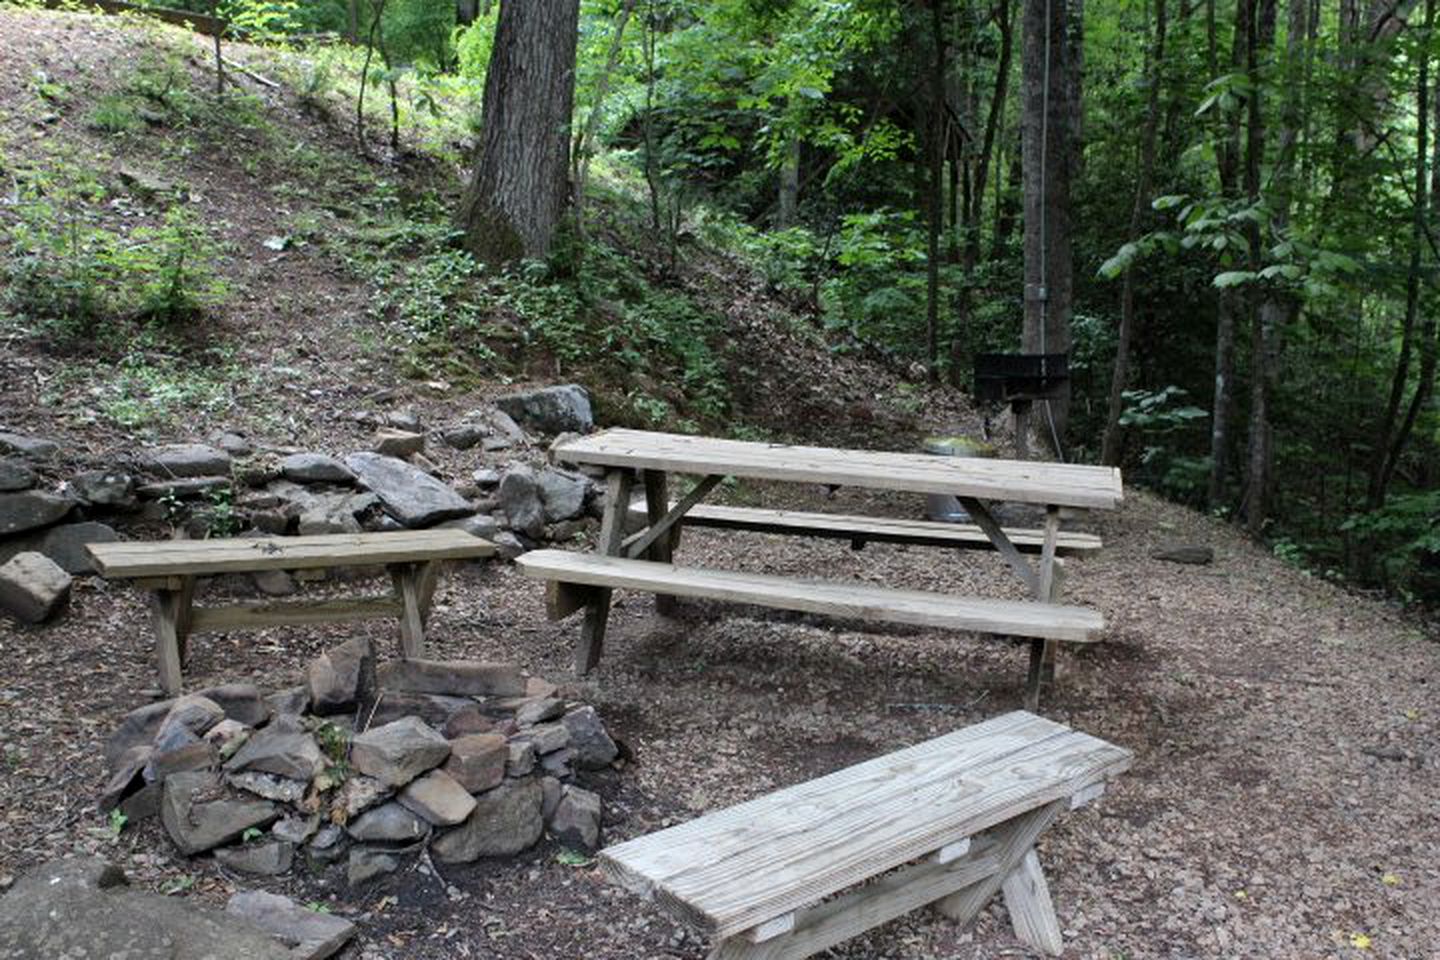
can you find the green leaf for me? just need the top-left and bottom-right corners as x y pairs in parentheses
(1213, 270), (1256, 288)
(555, 848), (594, 867)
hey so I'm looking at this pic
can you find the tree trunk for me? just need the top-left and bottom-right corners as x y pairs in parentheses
(1101, 0), (1166, 467)
(455, 0), (581, 264)
(1021, 0), (1077, 455)
(925, 0), (948, 381)
(778, 135), (801, 227)
(573, 0), (638, 240)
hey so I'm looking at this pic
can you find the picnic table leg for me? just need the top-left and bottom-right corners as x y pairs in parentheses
(173, 575), (197, 667)
(390, 562), (428, 659)
(643, 470), (678, 615)
(577, 469), (634, 676)
(1024, 506), (1064, 710)
(150, 588), (187, 697)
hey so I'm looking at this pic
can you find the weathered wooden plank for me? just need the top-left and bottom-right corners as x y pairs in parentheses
(187, 596), (402, 633)
(151, 590), (185, 697)
(87, 530), (495, 579)
(390, 563), (427, 659)
(599, 711), (1131, 937)
(516, 551), (1104, 642)
(624, 503), (1103, 555)
(577, 470), (633, 676)
(375, 659), (526, 697)
(1000, 848), (1064, 956)
(955, 497), (1038, 595)
(553, 430), (1123, 509)
(623, 474), (724, 559)
(933, 801), (1063, 927)
(546, 580), (601, 620)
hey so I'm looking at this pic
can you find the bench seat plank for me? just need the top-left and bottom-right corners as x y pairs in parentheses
(626, 502), (1103, 555)
(601, 710), (1131, 938)
(87, 530), (495, 579)
(516, 550), (1104, 642)
(555, 429), (1124, 509)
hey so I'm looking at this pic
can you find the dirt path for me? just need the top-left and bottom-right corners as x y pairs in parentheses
(2, 486), (1436, 959)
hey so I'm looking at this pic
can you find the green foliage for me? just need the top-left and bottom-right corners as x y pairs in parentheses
(107, 808), (129, 837)
(1119, 387), (1210, 502)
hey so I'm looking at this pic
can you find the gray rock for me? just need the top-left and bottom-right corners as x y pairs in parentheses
(297, 497), (363, 535)
(443, 707), (497, 739)
(253, 568), (297, 596)
(99, 745), (151, 812)
(104, 687), (265, 767)
(157, 694), (226, 740)
(143, 443), (232, 478)
(1152, 544), (1216, 565)
(491, 531), (528, 560)
(373, 428), (425, 459)
(399, 769), (478, 826)
(442, 734), (508, 793)
(561, 706), (619, 770)
(350, 717), (450, 787)
(214, 840), (294, 876)
(0, 520), (117, 574)
(506, 740), (537, 778)
(0, 857), (291, 960)
(366, 692), (473, 730)
(496, 465), (545, 538)
(306, 824), (349, 866)
(0, 432), (58, 460)
(201, 684), (271, 727)
(387, 409), (422, 432)
(515, 697), (565, 727)
(0, 551), (71, 623)
(0, 458), (35, 492)
(376, 659), (526, 697)
(205, 719), (251, 760)
(226, 718), (325, 780)
(441, 424), (486, 449)
(136, 476), (231, 499)
(548, 785), (602, 850)
(343, 452), (472, 528)
(226, 890), (357, 960)
(346, 801), (428, 842)
(70, 470), (136, 508)
(306, 637), (374, 715)
(211, 431), (253, 456)
(266, 686), (310, 718)
(160, 771), (277, 856)
(494, 385), (593, 435)
(537, 469), (588, 523)
(146, 739), (217, 783)
(539, 775), (562, 820)
(517, 722), (570, 756)
(0, 490), (75, 536)
(227, 771), (308, 804)
(347, 847), (400, 886)
(271, 813), (320, 845)
(473, 467), (502, 487)
(335, 774), (391, 818)
(430, 777), (544, 863)
(540, 747), (575, 779)
(119, 781), (163, 822)
(280, 453), (355, 484)
(251, 508), (292, 535)
(436, 514), (501, 541)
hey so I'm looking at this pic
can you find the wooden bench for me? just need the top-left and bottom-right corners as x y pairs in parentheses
(87, 530), (496, 696)
(516, 550), (1105, 705)
(625, 501), (1103, 555)
(601, 710), (1132, 959)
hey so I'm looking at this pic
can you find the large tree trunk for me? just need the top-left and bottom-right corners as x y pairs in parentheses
(1021, 0), (1077, 455)
(455, 0), (581, 264)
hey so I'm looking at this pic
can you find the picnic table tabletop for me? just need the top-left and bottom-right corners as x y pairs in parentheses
(554, 429), (1123, 510)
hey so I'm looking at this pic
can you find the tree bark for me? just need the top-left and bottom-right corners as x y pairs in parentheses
(925, 0), (949, 381)
(778, 135), (801, 227)
(455, 0), (581, 264)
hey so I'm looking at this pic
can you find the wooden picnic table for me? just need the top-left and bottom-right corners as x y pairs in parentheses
(524, 429), (1121, 708)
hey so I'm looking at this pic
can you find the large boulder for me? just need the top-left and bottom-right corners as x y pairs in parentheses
(0, 490), (75, 536)
(280, 453), (355, 485)
(346, 801), (428, 842)
(343, 452), (472, 528)
(494, 385), (593, 435)
(0, 857), (291, 960)
(0, 551), (72, 623)
(143, 443), (232, 478)
(0, 431), (59, 460)
(537, 469), (589, 523)
(375, 659), (526, 697)
(69, 470), (137, 509)
(0, 520), (117, 574)
(430, 777), (543, 863)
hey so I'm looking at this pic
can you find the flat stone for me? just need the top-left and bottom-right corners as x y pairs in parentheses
(297, 499), (363, 535)
(491, 531), (528, 560)
(548, 785), (602, 850)
(562, 706), (619, 769)
(494, 385), (593, 435)
(496, 465), (545, 538)
(280, 453), (355, 484)
(253, 568), (297, 596)
(346, 801), (428, 842)
(136, 476), (231, 499)
(335, 774), (391, 818)
(226, 890), (357, 960)
(441, 424), (486, 450)
(506, 740), (536, 777)
(227, 771), (308, 804)
(540, 747), (575, 779)
(226, 726), (324, 782)
(147, 740), (218, 782)
(0, 490), (75, 537)
(205, 719), (252, 760)
(515, 697), (565, 727)
(214, 840), (294, 876)
(387, 409), (422, 432)
(436, 514), (501, 541)
(160, 771), (277, 856)
(99, 745), (151, 812)
(443, 707), (496, 739)
(119, 781), (163, 821)
(69, 470), (136, 508)
(0, 551), (71, 623)
(347, 847), (400, 886)
(1151, 544), (1215, 565)
(271, 814), (320, 845)
(527, 677), (559, 698)
(343, 452), (472, 528)
(198, 683), (271, 726)
(441, 734), (509, 793)
(400, 769), (476, 826)
(373, 428), (425, 458)
(537, 469), (588, 523)
(0, 432), (58, 460)
(211, 431), (253, 456)
(306, 637), (374, 715)
(0, 458), (34, 491)
(0, 857), (291, 960)
(143, 443), (232, 478)
(0, 520), (117, 574)
(349, 717), (450, 788)
(306, 824), (349, 867)
(366, 692), (473, 730)
(430, 777), (543, 863)
(516, 722), (570, 756)
(376, 659), (526, 697)
(266, 686), (310, 718)
(157, 694), (225, 741)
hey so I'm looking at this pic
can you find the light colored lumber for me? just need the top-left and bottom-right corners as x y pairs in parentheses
(187, 596), (402, 633)
(624, 474), (724, 559)
(151, 590), (185, 697)
(86, 530), (495, 579)
(516, 551), (1105, 643)
(391, 564), (427, 658)
(577, 470), (632, 675)
(599, 711), (1131, 937)
(625, 502), (1102, 554)
(554, 429), (1123, 509)
(1000, 848), (1064, 956)
(956, 497), (1038, 594)
(933, 801), (1062, 926)
(933, 838), (972, 864)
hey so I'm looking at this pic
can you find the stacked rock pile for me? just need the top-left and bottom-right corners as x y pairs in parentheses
(100, 637), (617, 886)
(0, 384), (603, 623)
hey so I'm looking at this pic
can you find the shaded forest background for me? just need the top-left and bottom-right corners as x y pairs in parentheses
(4, 0), (1439, 602)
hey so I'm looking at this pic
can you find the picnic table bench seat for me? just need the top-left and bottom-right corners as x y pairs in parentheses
(87, 530), (496, 696)
(600, 709), (1132, 959)
(625, 501), (1104, 555)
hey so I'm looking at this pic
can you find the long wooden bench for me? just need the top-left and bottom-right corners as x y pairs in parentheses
(515, 550), (1105, 704)
(625, 501), (1103, 555)
(601, 710), (1132, 959)
(87, 530), (495, 696)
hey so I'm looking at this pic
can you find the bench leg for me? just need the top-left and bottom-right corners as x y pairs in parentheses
(150, 589), (186, 697)
(173, 575), (197, 668)
(644, 470), (678, 616)
(577, 469), (633, 676)
(933, 800), (1062, 929)
(390, 563), (428, 659)
(1001, 848), (1064, 955)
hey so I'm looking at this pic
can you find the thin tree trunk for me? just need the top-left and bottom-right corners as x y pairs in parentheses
(778, 135), (801, 227)
(925, 0), (948, 381)
(1101, 0), (1167, 467)
(573, 0), (638, 239)
(356, 0), (386, 153)
(967, 0), (1015, 262)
